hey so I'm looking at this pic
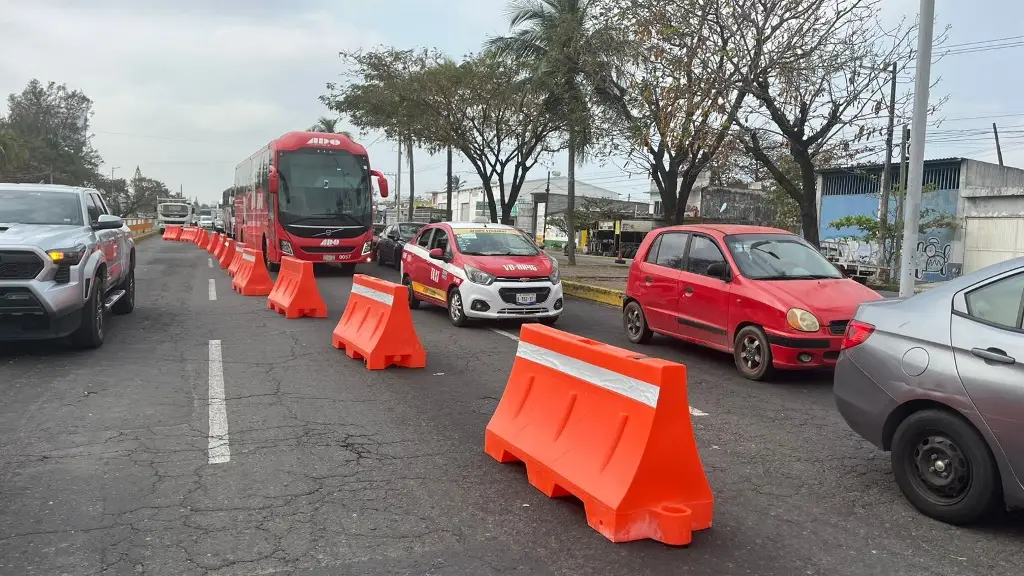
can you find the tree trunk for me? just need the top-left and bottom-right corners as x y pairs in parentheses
(566, 140), (577, 266)
(406, 137), (415, 221)
(792, 151), (820, 247)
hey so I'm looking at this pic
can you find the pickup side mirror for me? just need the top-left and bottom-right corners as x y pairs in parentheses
(387, 233), (399, 241)
(706, 261), (731, 281)
(371, 169), (389, 198)
(94, 214), (124, 230)
(428, 248), (446, 261)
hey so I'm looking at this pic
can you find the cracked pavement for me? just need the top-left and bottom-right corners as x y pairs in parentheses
(1, 240), (1022, 575)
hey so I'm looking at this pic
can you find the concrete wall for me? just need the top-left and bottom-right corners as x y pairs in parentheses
(960, 159), (1024, 218)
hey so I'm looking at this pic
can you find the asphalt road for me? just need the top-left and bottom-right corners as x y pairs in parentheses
(1, 239), (1020, 575)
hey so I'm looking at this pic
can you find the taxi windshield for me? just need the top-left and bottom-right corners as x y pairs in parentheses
(454, 228), (538, 256)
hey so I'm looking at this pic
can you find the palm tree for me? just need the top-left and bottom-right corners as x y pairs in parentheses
(309, 116), (353, 139)
(487, 0), (619, 265)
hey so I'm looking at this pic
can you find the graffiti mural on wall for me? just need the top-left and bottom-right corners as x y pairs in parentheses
(913, 237), (961, 281)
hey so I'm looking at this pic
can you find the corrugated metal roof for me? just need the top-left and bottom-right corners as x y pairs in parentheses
(817, 157), (964, 174)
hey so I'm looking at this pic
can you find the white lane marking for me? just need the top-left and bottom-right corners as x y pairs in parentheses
(208, 279), (217, 301)
(208, 340), (230, 464)
(491, 328), (520, 341)
(208, 258), (213, 268)
(492, 328), (709, 416)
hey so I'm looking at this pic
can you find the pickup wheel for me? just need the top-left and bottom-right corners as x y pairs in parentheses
(71, 275), (105, 349)
(112, 267), (135, 315)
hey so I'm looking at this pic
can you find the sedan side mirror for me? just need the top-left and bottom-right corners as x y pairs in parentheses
(94, 214), (124, 230)
(706, 261), (731, 281)
(428, 248), (445, 261)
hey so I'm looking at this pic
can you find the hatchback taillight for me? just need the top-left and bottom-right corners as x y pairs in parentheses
(841, 319), (875, 350)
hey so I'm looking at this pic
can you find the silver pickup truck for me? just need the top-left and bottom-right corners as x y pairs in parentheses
(0, 184), (136, 348)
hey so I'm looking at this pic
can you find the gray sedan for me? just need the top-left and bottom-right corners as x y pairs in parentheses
(834, 256), (1024, 524)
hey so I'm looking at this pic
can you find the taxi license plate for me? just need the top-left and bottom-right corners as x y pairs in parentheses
(322, 255), (335, 262)
(516, 293), (537, 305)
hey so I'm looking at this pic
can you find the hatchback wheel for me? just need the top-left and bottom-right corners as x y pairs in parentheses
(891, 410), (1000, 524)
(733, 325), (773, 380)
(623, 301), (653, 344)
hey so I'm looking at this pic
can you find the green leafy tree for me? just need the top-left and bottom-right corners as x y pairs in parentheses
(101, 166), (171, 217)
(308, 116), (353, 138)
(546, 196), (633, 238)
(487, 0), (622, 264)
(0, 129), (26, 175)
(0, 79), (102, 185)
(325, 50), (563, 224)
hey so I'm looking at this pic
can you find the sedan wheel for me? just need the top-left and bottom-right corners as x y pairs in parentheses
(891, 410), (1000, 524)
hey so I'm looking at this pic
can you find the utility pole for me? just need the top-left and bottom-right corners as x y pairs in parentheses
(445, 144), (453, 221)
(993, 123), (1004, 166)
(395, 140), (402, 223)
(897, 0), (935, 298)
(877, 62), (898, 266)
(406, 137), (415, 221)
(542, 170), (552, 244)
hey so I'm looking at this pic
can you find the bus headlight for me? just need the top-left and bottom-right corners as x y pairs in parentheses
(280, 240), (294, 256)
(361, 241), (372, 256)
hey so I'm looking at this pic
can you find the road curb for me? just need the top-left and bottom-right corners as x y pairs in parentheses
(133, 230), (160, 243)
(562, 280), (624, 307)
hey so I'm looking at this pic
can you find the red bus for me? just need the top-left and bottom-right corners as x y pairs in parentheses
(232, 131), (389, 272)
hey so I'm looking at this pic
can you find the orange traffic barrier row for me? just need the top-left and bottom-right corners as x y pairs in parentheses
(181, 227), (197, 242)
(207, 233), (222, 255)
(484, 324), (713, 546)
(232, 248), (274, 296)
(196, 230), (210, 249)
(227, 243), (246, 277)
(215, 238), (232, 266)
(162, 226), (181, 241)
(268, 257), (327, 319)
(332, 274), (425, 370)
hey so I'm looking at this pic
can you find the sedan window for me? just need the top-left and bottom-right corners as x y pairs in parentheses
(966, 273), (1024, 330)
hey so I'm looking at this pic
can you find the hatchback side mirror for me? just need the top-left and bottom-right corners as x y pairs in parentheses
(706, 261), (731, 281)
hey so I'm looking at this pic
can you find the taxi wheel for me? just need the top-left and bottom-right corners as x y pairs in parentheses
(447, 288), (468, 327)
(402, 275), (420, 310)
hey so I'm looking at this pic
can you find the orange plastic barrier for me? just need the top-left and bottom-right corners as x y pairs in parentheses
(182, 227), (196, 242)
(207, 233), (221, 255)
(231, 248), (274, 296)
(484, 324), (713, 546)
(162, 226), (181, 241)
(217, 239), (235, 269)
(268, 257), (327, 319)
(196, 230), (210, 249)
(227, 243), (246, 277)
(331, 274), (426, 370)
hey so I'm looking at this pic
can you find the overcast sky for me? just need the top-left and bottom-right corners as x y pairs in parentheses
(1, 0), (1021, 204)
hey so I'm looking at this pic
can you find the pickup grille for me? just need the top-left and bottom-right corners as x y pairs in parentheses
(0, 251), (44, 280)
(0, 287), (45, 314)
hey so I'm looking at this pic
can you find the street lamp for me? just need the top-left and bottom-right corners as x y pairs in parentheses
(111, 166), (120, 180)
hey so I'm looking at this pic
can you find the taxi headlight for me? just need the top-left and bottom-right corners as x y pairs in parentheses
(464, 264), (495, 286)
(786, 308), (820, 332)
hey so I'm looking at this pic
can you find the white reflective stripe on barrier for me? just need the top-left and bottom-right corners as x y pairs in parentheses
(515, 341), (660, 408)
(242, 253), (255, 262)
(351, 282), (395, 306)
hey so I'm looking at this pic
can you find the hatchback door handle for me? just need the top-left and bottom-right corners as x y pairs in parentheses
(644, 275), (653, 282)
(971, 347), (1016, 364)
(683, 286), (694, 294)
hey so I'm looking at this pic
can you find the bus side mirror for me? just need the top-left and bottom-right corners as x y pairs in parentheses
(268, 167), (279, 194)
(372, 169), (389, 198)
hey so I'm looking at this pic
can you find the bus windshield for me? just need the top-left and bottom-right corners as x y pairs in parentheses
(277, 149), (371, 228)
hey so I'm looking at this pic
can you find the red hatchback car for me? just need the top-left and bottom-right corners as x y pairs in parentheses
(623, 224), (882, 380)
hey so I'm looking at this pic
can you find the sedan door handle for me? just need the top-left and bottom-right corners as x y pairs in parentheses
(971, 347), (1016, 364)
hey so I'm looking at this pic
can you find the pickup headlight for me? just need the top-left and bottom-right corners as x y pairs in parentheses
(47, 246), (87, 265)
(361, 241), (372, 256)
(280, 240), (294, 256)
(464, 264), (495, 286)
(787, 308), (820, 332)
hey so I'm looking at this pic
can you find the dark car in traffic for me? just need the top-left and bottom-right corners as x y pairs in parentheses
(375, 222), (425, 268)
